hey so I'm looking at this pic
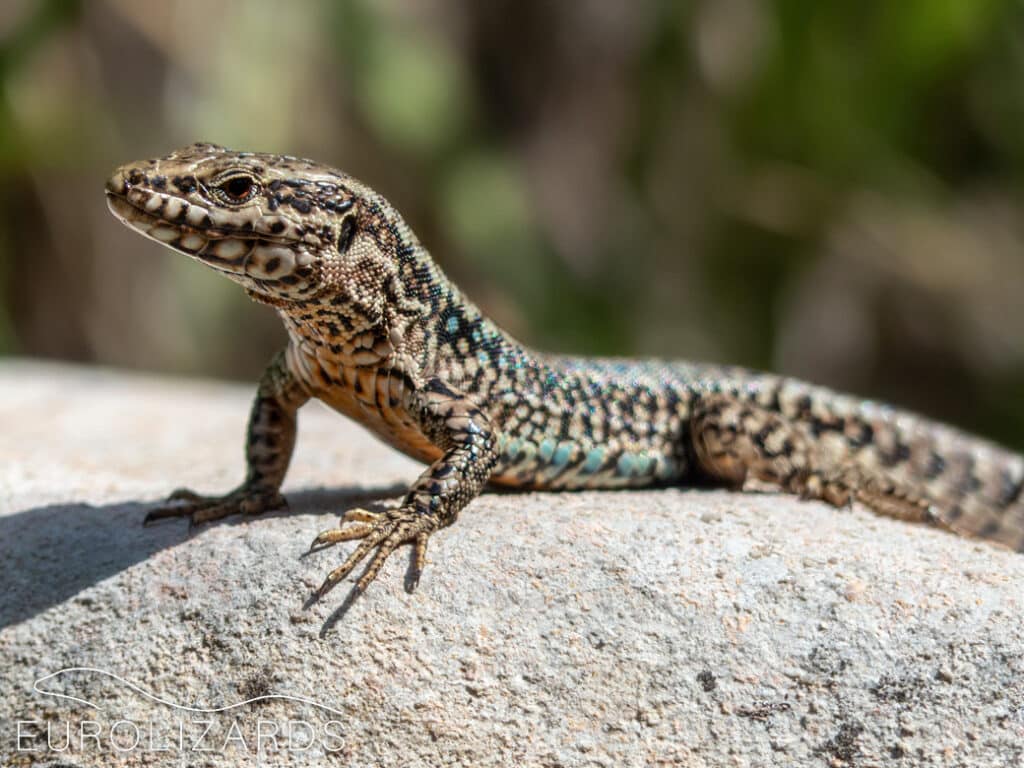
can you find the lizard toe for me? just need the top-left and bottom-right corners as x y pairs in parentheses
(144, 486), (285, 526)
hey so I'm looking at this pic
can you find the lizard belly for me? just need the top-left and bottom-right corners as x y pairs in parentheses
(320, 382), (442, 466)
(288, 346), (442, 466)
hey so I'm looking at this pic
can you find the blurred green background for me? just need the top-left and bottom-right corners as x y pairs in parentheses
(3, 0), (1024, 448)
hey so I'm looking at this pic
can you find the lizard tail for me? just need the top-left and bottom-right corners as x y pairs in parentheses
(693, 377), (1024, 553)
(872, 418), (1024, 553)
(789, 381), (1024, 553)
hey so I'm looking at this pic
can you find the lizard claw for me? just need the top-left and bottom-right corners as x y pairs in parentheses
(342, 507), (386, 524)
(304, 508), (385, 554)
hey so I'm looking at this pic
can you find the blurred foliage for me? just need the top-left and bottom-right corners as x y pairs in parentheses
(2, 0), (1024, 448)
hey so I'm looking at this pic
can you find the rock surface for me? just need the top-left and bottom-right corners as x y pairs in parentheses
(1, 360), (1022, 767)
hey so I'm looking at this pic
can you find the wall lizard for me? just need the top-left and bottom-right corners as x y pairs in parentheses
(105, 143), (1024, 597)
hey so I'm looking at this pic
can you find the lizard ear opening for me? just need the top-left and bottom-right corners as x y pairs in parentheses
(337, 216), (356, 253)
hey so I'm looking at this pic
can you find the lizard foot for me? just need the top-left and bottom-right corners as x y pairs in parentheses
(797, 468), (937, 523)
(144, 486), (286, 525)
(797, 470), (856, 509)
(309, 507), (435, 595)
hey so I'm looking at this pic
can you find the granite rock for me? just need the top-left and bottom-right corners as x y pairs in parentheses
(1, 360), (1022, 766)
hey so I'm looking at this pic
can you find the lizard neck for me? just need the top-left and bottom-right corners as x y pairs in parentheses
(276, 297), (401, 373)
(275, 270), (539, 396)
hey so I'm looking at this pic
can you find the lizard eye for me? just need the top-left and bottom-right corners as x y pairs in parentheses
(216, 174), (258, 204)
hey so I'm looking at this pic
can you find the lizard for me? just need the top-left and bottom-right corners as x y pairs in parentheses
(105, 142), (1024, 598)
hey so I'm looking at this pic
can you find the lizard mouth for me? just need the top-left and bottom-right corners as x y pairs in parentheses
(106, 190), (315, 281)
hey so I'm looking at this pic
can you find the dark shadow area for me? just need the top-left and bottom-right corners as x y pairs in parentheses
(0, 483), (406, 630)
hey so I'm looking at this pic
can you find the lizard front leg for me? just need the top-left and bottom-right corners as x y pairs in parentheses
(146, 350), (310, 525)
(310, 379), (497, 595)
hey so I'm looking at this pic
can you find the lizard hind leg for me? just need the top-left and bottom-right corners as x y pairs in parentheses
(689, 394), (933, 523)
(690, 394), (837, 504)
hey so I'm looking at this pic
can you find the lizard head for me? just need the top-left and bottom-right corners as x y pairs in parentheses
(105, 143), (367, 303)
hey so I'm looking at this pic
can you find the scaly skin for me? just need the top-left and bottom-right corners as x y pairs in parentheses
(106, 143), (1024, 597)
